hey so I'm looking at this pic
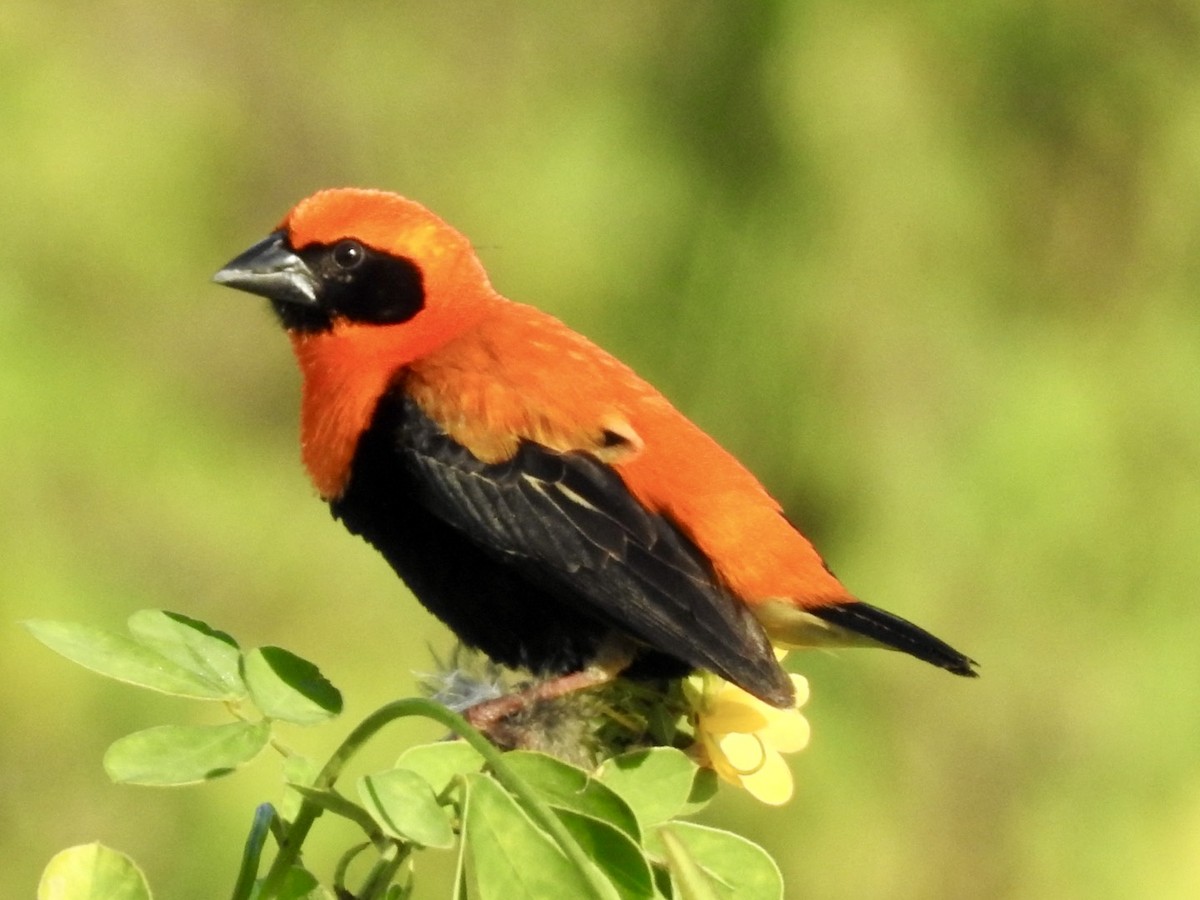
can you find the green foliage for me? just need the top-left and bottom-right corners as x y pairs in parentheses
(104, 720), (271, 786)
(25, 614), (245, 701)
(504, 751), (641, 840)
(38, 843), (152, 900)
(596, 748), (716, 829)
(359, 769), (455, 849)
(29, 612), (783, 899)
(25, 610), (340, 786)
(243, 646), (344, 725)
(647, 825), (783, 900)
(461, 773), (614, 900)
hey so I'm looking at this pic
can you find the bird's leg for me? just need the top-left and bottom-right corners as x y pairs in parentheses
(464, 641), (633, 734)
(463, 666), (613, 731)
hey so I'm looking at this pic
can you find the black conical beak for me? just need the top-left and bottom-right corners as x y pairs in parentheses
(212, 231), (319, 307)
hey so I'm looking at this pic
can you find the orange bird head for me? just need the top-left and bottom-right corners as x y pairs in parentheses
(213, 188), (501, 498)
(215, 187), (496, 356)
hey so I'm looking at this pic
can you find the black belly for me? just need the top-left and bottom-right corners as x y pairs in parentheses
(329, 390), (688, 679)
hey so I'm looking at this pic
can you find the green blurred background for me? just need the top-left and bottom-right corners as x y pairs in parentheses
(4, 2), (1199, 897)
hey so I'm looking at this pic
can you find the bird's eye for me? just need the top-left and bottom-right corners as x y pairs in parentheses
(332, 240), (365, 270)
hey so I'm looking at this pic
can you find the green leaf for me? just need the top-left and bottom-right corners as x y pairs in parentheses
(243, 646), (342, 725)
(104, 720), (270, 785)
(463, 773), (616, 900)
(24, 619), (240, 700)
(126, 610), (245, 697)
(280, 755), (321, 823)
(395, 740), (485, 795)
(557, 808), (655, 900)
(271, 866), (326, 900)
(503, 750), (641, 841)
(38, 842), (151, 900)
(655, 829), (720, 900)
(358, 768), (455, 849)
(597, 748), (705, 828)
(651, 864), (675, 900)
(647, 823), (782, 900)
(677, 768), (718, 819)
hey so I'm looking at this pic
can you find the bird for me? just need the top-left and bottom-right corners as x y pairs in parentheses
(213, 188), (976, 719)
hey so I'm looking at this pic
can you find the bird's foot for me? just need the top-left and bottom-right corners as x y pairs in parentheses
(463, 665), (615, 734)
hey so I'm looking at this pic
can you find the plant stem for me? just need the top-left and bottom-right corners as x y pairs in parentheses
(332, 841), (371, 896)
(356, 841), (411, 899)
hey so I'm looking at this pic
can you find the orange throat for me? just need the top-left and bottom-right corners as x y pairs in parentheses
(290, 325), (412, 500)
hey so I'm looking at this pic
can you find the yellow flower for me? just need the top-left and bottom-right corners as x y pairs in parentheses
(685, 667), (810, 806)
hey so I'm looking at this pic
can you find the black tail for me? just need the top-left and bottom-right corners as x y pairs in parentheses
(811, 601), (978, 677)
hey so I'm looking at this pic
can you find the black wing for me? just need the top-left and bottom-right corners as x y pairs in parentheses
(391, 394), (795, 707)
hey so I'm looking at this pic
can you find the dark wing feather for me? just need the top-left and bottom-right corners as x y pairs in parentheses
(394, 395), (795, 707)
